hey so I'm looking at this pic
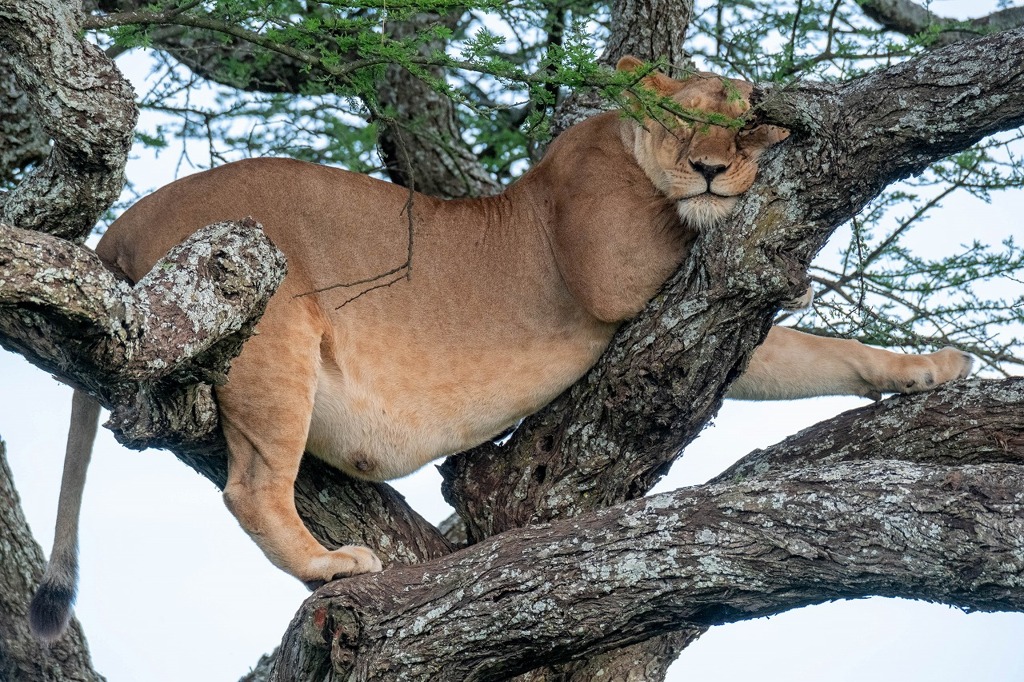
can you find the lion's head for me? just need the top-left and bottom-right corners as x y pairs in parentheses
(617, 56), (789, 230)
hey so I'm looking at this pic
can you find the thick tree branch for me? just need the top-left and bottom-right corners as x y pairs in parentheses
(0, 440), (105, 682)
(859, 0), (1024, 48)
(756, 26), (1024, 227)
(717, 377), (1024, 481)
(281, 380), (1024, 680)
(0, 219), (283, 417)
(0, 0), (136, 241)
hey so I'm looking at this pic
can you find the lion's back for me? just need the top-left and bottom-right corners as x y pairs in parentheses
(97, 158), (415, 285)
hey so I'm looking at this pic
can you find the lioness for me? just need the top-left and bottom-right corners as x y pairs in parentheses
(30, 57), (972, 639)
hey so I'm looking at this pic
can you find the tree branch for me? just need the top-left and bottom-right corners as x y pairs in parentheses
(281, 378), (1024, 679)
(83, 2), (500, 198)
(858, 0), (1024, 48)
(716, 377), (1024, 481)
(756, 27), (1024, 224)
(0, 219), (284, 416)
(0, 0), (136, 241)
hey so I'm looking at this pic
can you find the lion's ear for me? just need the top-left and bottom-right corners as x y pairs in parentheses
(763, 125), (790, 146)
(616, 55), (644, 72)
(741, 123), (791, 156)
(746, 124), (790, 148)
(616, 55), (682, 97)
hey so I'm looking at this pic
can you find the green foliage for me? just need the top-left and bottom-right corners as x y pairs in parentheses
(84, 0), (1024, 373)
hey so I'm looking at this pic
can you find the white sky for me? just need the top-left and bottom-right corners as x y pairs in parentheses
(4, 1), (1024, 680)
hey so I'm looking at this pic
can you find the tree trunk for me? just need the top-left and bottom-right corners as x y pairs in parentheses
(0, 439), (105, 682)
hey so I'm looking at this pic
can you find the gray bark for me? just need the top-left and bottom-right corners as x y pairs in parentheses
(0, 52), (48, 185)
(0, 440), (105, 682)
(0, 219), (284, 433)
(715, 377), (1024, 480)
(276, 380), (1024, 681)
(0, 0), (136, 241)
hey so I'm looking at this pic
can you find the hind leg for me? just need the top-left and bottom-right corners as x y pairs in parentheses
(217, 299), (381, 586)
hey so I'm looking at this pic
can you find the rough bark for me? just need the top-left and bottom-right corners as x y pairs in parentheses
(276, 379), (1024, 681)
(0, 440), (105, 682)
(0, 0), (136, 241)
(0, 51), (48, 185)
(715, 377), (1024, 480)
(0, 219), (284, 432)
(859, 0), (1024, 47)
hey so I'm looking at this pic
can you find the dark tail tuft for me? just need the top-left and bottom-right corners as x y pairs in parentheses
(29, 574), (76, 641)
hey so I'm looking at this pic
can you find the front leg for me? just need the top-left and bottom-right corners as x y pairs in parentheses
(727, 326), (974, 401)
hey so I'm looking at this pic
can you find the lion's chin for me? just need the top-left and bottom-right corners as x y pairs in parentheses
(676, 195), (737, 230)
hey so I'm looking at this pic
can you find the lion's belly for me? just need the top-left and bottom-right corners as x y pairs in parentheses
(304, 328), (610, 481)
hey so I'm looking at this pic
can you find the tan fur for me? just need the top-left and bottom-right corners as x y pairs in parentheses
(44, 60), (972, 598)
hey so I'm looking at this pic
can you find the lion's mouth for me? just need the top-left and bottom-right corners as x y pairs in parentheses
(676, 194), (738, 229)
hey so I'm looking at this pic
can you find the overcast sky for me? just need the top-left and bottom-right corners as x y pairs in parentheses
(3, 1), (1024, 680)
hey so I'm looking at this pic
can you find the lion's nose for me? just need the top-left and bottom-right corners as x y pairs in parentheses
(689, 159), (728, 183)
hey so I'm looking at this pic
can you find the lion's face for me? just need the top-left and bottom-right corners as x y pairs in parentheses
(619, 59), (789, 230)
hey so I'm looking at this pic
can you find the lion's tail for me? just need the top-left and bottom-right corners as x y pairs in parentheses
(29, 389), (100, 641)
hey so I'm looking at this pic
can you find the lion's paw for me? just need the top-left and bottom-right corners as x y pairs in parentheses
(881, 347), (974, 395)
(302, 545), (383, 590)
